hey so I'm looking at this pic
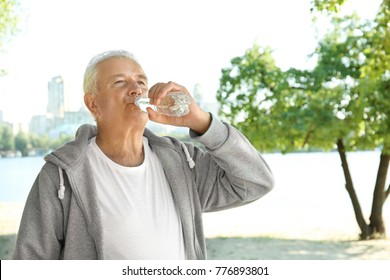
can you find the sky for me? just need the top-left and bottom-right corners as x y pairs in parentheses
(0, 0), (382, 129)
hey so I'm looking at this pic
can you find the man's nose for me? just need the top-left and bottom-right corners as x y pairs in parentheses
(128, 84), (143, 97)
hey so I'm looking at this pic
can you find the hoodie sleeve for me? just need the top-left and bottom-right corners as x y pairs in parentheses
(189, 114), (275, 212)
(12, 164), (64, 259)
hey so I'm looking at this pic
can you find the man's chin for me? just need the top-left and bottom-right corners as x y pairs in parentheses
(132, 111), (149, 127)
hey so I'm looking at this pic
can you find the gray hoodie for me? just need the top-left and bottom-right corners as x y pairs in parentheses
(13, 115), (274, 259)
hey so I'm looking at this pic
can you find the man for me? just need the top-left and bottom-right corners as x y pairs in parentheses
(13, 50), (274, 260)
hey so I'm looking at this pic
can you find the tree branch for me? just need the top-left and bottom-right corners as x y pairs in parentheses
(302, 128), (314, 148)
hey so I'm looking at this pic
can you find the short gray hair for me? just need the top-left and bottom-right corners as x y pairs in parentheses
(83, 50), (137, 95)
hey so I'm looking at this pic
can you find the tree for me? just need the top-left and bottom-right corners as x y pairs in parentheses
(48, 133), (73, 150)
(217, 7), (389, 239)
(217, 45), (343, 153)
(312, 0), (390, 240)
(14, 131), (29, 156)
(0, 123), (14, 151)
(29, 133), (50, 150)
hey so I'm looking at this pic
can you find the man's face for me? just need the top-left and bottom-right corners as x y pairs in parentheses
(91, 57), (149, 128)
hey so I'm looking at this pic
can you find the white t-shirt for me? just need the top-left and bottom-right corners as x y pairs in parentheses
(87, 137), (186, 260)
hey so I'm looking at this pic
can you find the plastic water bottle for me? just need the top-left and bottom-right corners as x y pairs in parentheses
(135, 92), (192, 117)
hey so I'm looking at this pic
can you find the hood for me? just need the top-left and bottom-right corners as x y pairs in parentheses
(45, 124), (98, 169)
(44, 124), (97, 200)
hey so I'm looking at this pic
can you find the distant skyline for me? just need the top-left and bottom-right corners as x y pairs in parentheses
(0, 0), (381, 129)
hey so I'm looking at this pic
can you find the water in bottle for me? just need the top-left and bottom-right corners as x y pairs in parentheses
(135, 92), (192, 117)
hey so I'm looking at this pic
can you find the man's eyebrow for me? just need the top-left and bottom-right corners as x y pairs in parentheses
(108, 74), (125, 80)
(137, 74), (148, 81)
(108, 74), (148, 81)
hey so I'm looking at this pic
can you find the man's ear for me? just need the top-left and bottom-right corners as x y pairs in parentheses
(84, 92), (99, 119)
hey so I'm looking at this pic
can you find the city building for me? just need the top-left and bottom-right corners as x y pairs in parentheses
(47, 107), (94, 138)
(29, 115), (47, 135)
(47, 76), (65, 119)
(29, 76), (94, 137)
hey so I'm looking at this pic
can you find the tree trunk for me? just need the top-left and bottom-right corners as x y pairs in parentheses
(368, 150), (389, 239)
(336, 139), (369, 239)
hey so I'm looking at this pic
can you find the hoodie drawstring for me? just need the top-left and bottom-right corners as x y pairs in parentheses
(56, 143), (193, 200)
(58, 166), (65, 200)
(180, 143), (195, 169)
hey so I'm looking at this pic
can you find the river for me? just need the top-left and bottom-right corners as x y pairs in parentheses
(0, 156), (45, 202)
(1, 151), (389, 238)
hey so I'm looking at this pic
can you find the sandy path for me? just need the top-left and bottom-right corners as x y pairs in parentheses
(1, 202), (389, 260)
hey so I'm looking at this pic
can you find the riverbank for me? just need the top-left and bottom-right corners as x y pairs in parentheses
(2, 202), (389, 260)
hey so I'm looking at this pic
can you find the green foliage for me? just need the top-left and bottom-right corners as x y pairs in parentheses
(0, 129), (75, 156)
(358, 1), (390, 153)
(14, 131), (29, 156)
(0, 0), (19, 50)
(48, 134), (74, 150)
(0, 123), (14, 150)
(311, 0), (346, 13)
(217, 9), (389, 154)
(217, 46), (290, 152)
(29, 133), (50, 149)
(217, 45), (346, 153)
(360, 0), (390, 75)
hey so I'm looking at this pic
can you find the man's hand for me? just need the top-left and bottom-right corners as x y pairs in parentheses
(147, 81), (211, 135)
